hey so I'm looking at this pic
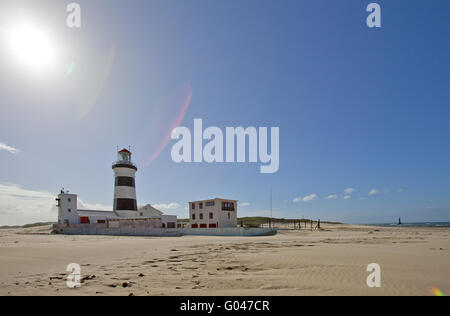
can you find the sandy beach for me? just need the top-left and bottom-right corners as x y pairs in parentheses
(0, 223), (448, 296)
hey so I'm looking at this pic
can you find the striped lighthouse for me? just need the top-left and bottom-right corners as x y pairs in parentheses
(112, 148), (138, 215)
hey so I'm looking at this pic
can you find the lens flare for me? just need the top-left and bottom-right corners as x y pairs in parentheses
(77, 46), (116, 120)
(66, 61), (75, 75)
(428, 286), (444, 296)
(145, 83), (192, 165)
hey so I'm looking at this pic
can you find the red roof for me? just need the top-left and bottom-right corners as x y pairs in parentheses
(118, 148), (131, 154)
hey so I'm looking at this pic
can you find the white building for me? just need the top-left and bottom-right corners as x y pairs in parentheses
(189, 198), (237, 228)
(138, 204), (177, 228)
(56, 148), (177, 229)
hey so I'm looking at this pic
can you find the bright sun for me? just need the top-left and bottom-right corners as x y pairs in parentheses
(7, 24), (55, 69)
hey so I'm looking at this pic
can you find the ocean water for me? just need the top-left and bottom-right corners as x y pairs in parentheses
(368, 222), (450, 228)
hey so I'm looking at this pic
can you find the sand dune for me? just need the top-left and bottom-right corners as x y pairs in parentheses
(0, 224), (448, 296)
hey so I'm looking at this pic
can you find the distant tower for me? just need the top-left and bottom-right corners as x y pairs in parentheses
(112, 148), (138, 216)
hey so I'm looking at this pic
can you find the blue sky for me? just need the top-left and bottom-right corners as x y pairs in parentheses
(0, 0), (449, 225)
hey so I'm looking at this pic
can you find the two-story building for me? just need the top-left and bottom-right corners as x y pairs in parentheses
(189, 198), (237, 228)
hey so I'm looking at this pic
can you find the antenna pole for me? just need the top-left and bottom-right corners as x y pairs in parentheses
(270, 188), (273, 228)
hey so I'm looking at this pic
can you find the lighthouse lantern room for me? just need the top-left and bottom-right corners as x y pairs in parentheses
(118, 148), (131, 162)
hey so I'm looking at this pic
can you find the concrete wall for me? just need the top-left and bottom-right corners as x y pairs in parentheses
(109, 218), (162, 228)
(179, 227), (276, 236)
(53, 224), (276, 237)
(53, 224), (181, 236)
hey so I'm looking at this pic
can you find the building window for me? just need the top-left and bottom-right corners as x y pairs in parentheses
(192, 213), (196, 220)
(199, 202), (203, 209)
(140, 212), (143, 216)
(200, 213), (203, 220)
(192, 203), (195, 210)
(222, 202), (235, 211)
(205, 201), (215, 207)
(68, 209), (71, 212)
(68, 198), (71, 202)
(209, 212), (213, 219)
(228, 212), (231, 219)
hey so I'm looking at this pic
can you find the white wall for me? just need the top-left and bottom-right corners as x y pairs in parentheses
(180, 227), (276, 236)
(58, 193), (79, 225)
(77, 212), (118, 224)
(189, 199), (237, 228)
(137, 205), (163, 218)
(161, 214), (177, 228)
(53, 225), (276, 237)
